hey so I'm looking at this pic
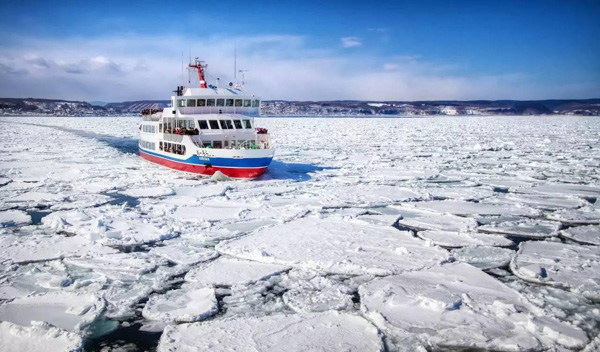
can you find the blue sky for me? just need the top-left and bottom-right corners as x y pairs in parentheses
(0, 0), (598, 101)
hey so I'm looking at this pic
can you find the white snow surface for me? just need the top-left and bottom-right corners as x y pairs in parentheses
(511, 241), (600, 300)
(360, 262), (589, 351)
(158, 311), (384, 352)
(0, 321), (83, 352)
(217, 217), (449, 275)
(2, 115), (600, 350)
(185, 257), (290, 286)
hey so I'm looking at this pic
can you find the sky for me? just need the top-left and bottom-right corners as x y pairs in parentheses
(0, 0), (598, 102)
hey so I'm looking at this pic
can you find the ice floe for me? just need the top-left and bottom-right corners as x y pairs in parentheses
(511, 241), (600, 300)
(360, 262), (589, 351)
(0, 321), (83, 352)
(451, 246), (514, 269)
(280, 270), (354, 313)
(416, 230), (513, 248)
(149, 240), (218, 266)
(217, 217), (448, 275)
(547, 207), (600, 225)
(413, 200), (540, 217)
(478, 219), (561, 239)
(0, 210), (31, 227)
(394, 207), (478, 232)
(0, 291), (105, 333)
(122, 186), (174, 198)
(158, 311), (383, 352)
(142, 286), (218, 323)
(185, 257), (289, 286)
(560, 225), (600, 245)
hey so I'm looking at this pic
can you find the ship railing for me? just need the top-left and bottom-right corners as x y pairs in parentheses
(162, 133), (183, 143)
(179, 106), (259, 116)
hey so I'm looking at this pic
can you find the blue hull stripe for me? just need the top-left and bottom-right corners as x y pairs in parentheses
(139, 147), (273, 168)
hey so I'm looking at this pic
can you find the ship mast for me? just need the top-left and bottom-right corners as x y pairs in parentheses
(188, 58), (208, 88)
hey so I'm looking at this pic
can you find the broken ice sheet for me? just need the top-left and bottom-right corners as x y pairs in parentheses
(217, 216), (448, 276)
(416, 230), (513, 248)
(185, 257), (289, 287)
(451, 246), (514, 269)
(0, 210), (31, 227)
(487, 193), (588, 210)
(360, 262), (588, 351)
(149, 239), (218, 266)
(158, 311), (384, 352)
(121, 186), (174, 198)
(559, 225), (600, 245)
(0, 321), (83, 352)
(0, 291), (106, 333)
(413, 199), (540, 217)
(280, 270), (354, 313)
(478, 219), (561, 239)
(394, 206), (478, 232)
(547, 207), (600, 225)
(312, 184), (424, 207)
(142, 285), (218, 323)
(511, 241), (600, 301)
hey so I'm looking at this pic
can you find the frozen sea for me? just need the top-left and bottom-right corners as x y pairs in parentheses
(0, 115), (599, 351)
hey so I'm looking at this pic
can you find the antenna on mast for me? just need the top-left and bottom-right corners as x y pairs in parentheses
(181, 52), (184, 88)
(188, 48), (192, 86)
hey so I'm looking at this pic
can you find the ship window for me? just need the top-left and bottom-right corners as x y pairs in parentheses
(235, 99), (242, 107)
(223, 140), (229, 148)
(226, 99), (234, 107)
(252, 99), (260, 107)
(219, 120), (229, 129)
(159, 124), (163, 132)
(217, 99), (225, 106)
(213, 141), (222, 149)
(209, 120), (220, 129)
(233, 120), (242, 129)
(178, 120), (186, 128)
(244, 99), (251, 107)
(159, 141), (163, 150)
(243, 119), (252, 129)
(203, 142), (212, 148)
(225, 120), (234, 129)
(187, 99), (196, 107)
(198, 120), (209, 130)
(207, 99), (215, 106)
(177, 100), (185, 107)
(197, 99), (206, 107)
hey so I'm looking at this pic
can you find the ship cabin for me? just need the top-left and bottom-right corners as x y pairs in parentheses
(141, 87), (271, 152)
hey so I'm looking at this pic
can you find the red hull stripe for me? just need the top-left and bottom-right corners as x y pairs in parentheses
(139, 150), (268, 178)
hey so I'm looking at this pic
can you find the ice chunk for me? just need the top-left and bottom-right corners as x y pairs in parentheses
(142, 286), (217, 323)
(547, 207), (600, 225)
(529, 183), (600, 201)
(158, 311), (383, 352)
(315, 184), (423, 207)
(149, 240), (218, 266)
(417, 230), (513, 248)
(0, 210), (31, 227)
(0, 291), (105, 333)
(217, 217), (448, 276)
(488, 194), (587, 210)
(5, 191), (64, 208)
(511, 241), (600, 300)
(0, 234), (117, 264)
(559, 225), (600, 245)
(64, 252), (160, 281)
(394, 206), (478, 232)
(451, 246), (514, 269)
(185, 257), (289, 286)
(122, 186), (174, 198)
(0, 321), (83, 352)
(174, 184), (228, 198)
(478, 219), (560, 239)
(360, 262), (588, 351)
(413, 200), (539, 217)
(281, 270), (354, 313)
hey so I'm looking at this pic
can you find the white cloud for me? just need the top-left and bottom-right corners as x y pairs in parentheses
(0, 34), (596, 101)
(340, 37), (362, 48)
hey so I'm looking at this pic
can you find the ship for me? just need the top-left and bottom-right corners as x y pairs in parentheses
(138, 58), (274, 179)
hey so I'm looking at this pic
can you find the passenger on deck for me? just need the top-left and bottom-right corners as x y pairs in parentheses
(194, 128), (199, 135)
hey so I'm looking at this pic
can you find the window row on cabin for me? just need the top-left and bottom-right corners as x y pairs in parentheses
(159, 142), (186, 155)
(142, 125), (156, 133)
(139, 140), (155, 150)
(202, 139), (256, 149)
(177, 99), (260, 108)
(197, 119), (253, 130)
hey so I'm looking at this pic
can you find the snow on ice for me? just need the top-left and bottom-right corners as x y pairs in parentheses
(1, 115), (600, 351)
